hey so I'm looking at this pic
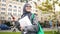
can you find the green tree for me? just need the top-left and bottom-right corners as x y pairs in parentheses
(37, 0), (53, 14)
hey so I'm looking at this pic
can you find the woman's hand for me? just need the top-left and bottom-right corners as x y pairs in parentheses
(20, 27), (23, 31)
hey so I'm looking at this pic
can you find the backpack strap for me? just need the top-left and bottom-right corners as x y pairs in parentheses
(31, 14), (44, 34)
(31, 13), (35, 24)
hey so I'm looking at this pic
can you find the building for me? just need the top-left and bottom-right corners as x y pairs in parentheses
(15, 0), (32, 2)
(0, 0), (24, 23)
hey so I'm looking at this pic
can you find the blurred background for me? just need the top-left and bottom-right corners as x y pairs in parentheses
(0, 0), (60, 34)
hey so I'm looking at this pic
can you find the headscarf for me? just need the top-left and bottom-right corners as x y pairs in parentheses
(21, 3), (32, 19)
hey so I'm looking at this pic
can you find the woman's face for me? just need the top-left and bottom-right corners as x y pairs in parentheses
(25, 5), (32, 12)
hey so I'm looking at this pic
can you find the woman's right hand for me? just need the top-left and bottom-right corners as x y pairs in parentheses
(20, 27), (23, 31)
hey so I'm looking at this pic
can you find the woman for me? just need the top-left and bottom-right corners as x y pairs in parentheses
(20, 3), (39, 34)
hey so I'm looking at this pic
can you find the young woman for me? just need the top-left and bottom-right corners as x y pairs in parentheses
(20, 3), (39, 34)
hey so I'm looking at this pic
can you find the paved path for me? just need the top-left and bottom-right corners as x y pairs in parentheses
(43, 28), (58, 31)
(0, 28), (20, 32)
(0, 28), (58, 32)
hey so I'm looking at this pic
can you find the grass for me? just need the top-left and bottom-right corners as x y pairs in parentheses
(44, 31), (53, 34)
(44, 31), (58, 34)
(0, 31), (59, 34)
(0, 32), (21, 34)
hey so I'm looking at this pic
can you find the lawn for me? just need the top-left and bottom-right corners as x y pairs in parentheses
(0, 32), (21, 34)
(0, 31), (59, 34)
(44, 31), (58, 34)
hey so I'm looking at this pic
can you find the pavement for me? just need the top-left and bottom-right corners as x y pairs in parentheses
(0, 28), (59, 32)
(43, 28), (58, 31)
(0, 28), (20, 32)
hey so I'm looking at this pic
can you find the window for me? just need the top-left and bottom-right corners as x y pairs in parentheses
(9, 5), (12, 7)
(8, 8), (12, 11)
(1, 8), (6, 10)
(19, 0), (29, 2)
(19, 7), (21, 8)
(1, 12), (5, 14)
(13, 13), (17, 16)
(18, 14), (21, 16)
(18, 10), (21, 12)
(14, 6), (17, 8)
(13, 9), (17, 12)
(16, 0), (19, 1)
(1, 0), (6, 2)
(2, 4), (6, 6)
(18, 7), (21, 9)
(8, 17), (11, 20)
(1, 17), (5, 20)
(8, 13), (11, 15)
(19, 0), (24, 2)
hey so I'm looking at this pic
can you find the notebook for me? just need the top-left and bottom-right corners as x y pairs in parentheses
(19, 16), (32, 28)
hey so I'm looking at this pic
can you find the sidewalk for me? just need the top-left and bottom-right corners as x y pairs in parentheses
(0, 28), (58, 32)
(0, 28), (20, 32)
(43, 28), (58, 31)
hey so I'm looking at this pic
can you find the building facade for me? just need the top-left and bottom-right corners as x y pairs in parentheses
(0, 0), (24, 23)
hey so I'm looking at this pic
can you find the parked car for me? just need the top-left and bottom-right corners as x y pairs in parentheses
(0, 24), (11, 30)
